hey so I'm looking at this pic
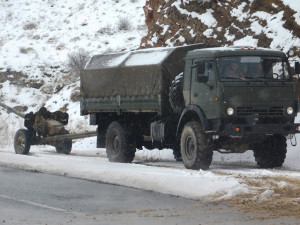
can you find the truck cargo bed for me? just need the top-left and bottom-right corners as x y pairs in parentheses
(80, 44), (213, 116)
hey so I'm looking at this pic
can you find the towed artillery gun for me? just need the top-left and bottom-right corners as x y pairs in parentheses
(0, 102), (97, 154)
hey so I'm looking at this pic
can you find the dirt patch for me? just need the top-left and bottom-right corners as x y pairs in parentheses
(212, 175), (300, 219)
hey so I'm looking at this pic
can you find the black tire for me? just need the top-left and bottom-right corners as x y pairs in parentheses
(253, 135), (287, 168)
(169, 73), (184, 114)
(172, 144), (182, 161)
(105, 121), (136, 163)
(14, 129), (31, 155)
(180, 121), (213, 170)
(143, 142), (154, 150)
(55, 130), (72, 155)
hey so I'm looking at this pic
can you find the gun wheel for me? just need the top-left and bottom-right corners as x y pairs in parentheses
(14, 129), (31, 155)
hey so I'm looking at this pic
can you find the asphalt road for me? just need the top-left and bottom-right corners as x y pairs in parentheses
(0, 166), (298, 225)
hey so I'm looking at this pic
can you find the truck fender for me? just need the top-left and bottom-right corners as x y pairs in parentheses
(176, 105), (207, 139)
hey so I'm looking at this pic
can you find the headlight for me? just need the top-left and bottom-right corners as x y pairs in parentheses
(227, 107), (234, 115)
(287, 107), (293, 115)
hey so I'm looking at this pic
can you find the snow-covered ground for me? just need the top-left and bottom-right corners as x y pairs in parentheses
(0, 135), (300, 202)
(0, 0), (146, 72)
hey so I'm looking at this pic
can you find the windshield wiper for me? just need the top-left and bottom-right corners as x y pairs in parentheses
(222, 77), (241, 80)
(252, 76), (271, 81)
(241, 76), (254, 80)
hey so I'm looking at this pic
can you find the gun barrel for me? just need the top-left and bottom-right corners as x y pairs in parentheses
(38, 131), (97, 144)
(0, 102), (26, 118)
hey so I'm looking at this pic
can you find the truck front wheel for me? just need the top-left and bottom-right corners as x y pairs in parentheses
(105, 121), (136, 163)
(180, 121), (213, 170)
(253, 135), (287, 168)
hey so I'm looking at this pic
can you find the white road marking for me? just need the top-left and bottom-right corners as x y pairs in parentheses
(0, 194), (88, 217)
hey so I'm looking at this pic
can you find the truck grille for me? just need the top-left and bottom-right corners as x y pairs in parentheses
(237, 106), (283, 116)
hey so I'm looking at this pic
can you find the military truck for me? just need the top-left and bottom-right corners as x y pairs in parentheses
(80, 44), (300, 170)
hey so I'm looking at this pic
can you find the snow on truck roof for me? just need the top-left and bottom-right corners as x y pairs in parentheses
(85, 43), (215, 70)
(86, 47), (175, 70)
(86, 45), (285, 70)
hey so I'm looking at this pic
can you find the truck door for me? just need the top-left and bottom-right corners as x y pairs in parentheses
(190, 60), (217, 118)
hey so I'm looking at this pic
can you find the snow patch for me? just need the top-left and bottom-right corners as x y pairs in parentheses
(171, 2), (217, 27)
(231, 2), (248, 22)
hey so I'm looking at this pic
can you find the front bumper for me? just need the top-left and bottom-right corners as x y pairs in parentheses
(222, 123), (300, 136)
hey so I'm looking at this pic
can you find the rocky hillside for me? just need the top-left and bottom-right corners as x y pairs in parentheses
(141, 0), (300, 58)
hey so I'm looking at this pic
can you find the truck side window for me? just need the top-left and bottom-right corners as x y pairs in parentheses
(207, 61), (214, 81)
(196, 61), (214, 83)
(197, 62), (205, 75)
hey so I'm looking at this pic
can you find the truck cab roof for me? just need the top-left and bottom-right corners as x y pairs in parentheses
(185, 46), (286, 59)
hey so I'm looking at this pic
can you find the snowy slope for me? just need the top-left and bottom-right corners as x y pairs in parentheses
(0, 0), (147, 143)
(0, 0), (146, 72)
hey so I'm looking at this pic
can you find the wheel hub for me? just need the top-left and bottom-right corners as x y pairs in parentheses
(113, 135), (120, 153)
(185, 135), (195, 160)
(16, 134), (25, 152)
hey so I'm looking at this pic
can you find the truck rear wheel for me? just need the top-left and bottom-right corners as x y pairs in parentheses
(180, 121), (212, 170)
(14, 129), (31, 155)
(106, 121), (136, 163)
(253, 135), (287, 168)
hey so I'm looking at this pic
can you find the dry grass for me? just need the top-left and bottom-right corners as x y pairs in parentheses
(212, 175), (300, 220)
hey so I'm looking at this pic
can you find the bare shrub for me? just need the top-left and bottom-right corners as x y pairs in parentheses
(118, 17), (131, 31)
(67, 49), (90, 78)
(98, 24), (114, 35)
(70, 87), (80, 102)
(56, 43), (65, 50)
(32, 35), (40, 40)
(70, 37), (80, 42)
(6, 11), (13, 21)
(23, 22), (38, 30)
(0, 38), (4, 47)
(19, 47), (34, 54)
(19, 47), (27, 54)
(47, 37), (58, 43)
(78, 3), (85, 10)
(104, 48), (114, 53)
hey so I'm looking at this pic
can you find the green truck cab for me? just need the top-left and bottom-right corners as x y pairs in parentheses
(81, 44), (300, 170)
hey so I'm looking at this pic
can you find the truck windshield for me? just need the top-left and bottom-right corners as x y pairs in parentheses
(217, 56), (291, 81)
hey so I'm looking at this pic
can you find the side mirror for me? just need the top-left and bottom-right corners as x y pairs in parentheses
(295, 62), (300, 74)
(197, 76), (208, 83)
(197, 62), (205, 75)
